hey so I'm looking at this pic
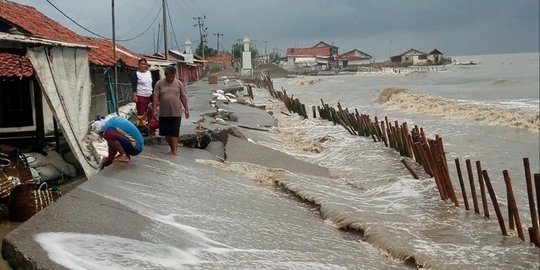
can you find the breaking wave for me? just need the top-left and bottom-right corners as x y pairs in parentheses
(379, 88), (540, 131)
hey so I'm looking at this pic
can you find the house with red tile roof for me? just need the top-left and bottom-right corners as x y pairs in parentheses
(0, 0), (150, 149)
(285, 41), (339, 72)
(0, 32), (93, 152)
(337, 49), (373, 69)
(0, 0), (141, 68)
(0, 0), (148, 112)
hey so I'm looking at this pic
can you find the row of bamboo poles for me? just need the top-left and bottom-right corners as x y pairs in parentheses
(253, 73), (540, 247)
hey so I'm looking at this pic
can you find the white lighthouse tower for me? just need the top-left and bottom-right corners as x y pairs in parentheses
(241, 36), (253, 76)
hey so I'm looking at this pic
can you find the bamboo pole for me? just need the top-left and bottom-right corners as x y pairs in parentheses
(436, 141), (458, 207)
(380, 121), (388, 147)
(535, 174), (540, 234)
(481, 170), (508, 236)
(455, 158), (470, 210)
(401, 159), (419, 179)
(425, 141), (446, 200)
(465, 159), (480, 214)
(523, 158), (539, 245)
(476, 161), (490, 218)
(503, 170), (524, 241)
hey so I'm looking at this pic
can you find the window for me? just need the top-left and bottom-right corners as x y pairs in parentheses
(0, 79), (34, 128)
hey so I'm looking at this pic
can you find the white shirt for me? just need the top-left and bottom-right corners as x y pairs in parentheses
(136, 71), (153, 97)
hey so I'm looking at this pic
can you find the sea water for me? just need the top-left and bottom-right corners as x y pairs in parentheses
(33, 52), (539, 269)
(264, 52), (540, 268)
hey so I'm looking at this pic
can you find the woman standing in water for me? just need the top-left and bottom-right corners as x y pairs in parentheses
(152, 66), (189, 155)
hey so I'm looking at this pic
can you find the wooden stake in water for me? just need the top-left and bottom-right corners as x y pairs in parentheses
(481, 170), (508, 236)
(476, 161), (490, 218)
(401, 159), (419, 179)
(523, 158), (539, 245)
(503, 170), (524, 241)
(455, 158), (470, 210)
(535, 173), (540, 234)
(466, 159), (480, 214)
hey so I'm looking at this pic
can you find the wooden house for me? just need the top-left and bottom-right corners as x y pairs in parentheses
(390, 49), (428, 66)
(337, 49), (372, 68)
(427, 49), (444, 65)
(0, 0), (142, 147)
(167, 50), (202, 84)
(285, 41), (339, 71)
(0, 33), (99, 175)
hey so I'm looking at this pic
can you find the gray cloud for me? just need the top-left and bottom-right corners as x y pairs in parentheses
(10, 0), (540, 59)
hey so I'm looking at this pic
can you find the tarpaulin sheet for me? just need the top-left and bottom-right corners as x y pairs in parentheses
(27, 46), (97, 177)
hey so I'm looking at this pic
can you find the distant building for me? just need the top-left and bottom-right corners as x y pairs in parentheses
(427, 49), (444, 65)
(205, 52), (234, 70)
(390, 49), (428, 66)
(285, 41), (338, 71)
(167, 50), (203, 83)
(337, 49), (372, 68)
(388, 48), (451, 66)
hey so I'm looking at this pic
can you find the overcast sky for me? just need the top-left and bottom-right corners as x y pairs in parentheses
(10, 0), (540, 60)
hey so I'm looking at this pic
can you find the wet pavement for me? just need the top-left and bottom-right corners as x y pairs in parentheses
(1, 75), (388, 269)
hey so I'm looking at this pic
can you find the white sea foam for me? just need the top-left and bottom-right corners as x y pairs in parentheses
(379, 87), (540, 131)
(35, 232), (201, 270)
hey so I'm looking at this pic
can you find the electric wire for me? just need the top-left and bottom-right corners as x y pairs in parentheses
(44, 0), (161, 42)
(119, 0), (160, 37)
(45, 0), (109, 39)
(165, 0), (181, 51)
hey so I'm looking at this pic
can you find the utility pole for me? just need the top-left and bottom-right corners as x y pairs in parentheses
(162, 0), (168, 59)
(263, 40), (268, 62)
(389, 39), (392, 58)
(213, 32), (223, 53)
(111, 0), (118, 114)
(193, 16), (207, 59)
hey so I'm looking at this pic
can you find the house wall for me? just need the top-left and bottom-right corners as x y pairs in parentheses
(341, 59), (371, 67)
(89, 66), (133, 120)
(427, 54), (441, 64)
(286, 57), (296, 70)
(89, 67), (108, 120)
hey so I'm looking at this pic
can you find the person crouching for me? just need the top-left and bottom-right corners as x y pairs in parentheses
(100, 116), (144, 168)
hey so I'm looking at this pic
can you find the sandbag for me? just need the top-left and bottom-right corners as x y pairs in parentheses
(47, 151), (77, 178)
(35, 165), (61, 182)
(24, 152), (50, 168)
(29, 167), (41, 182)
(63, 151), (82, 174)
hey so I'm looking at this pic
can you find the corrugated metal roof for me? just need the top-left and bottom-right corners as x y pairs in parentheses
(0, 32), (90, 48)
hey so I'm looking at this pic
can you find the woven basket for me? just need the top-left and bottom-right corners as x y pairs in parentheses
(0, 145), (33, 183)
(8, 182), (62, 222)
(0, 157), (18, 200)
